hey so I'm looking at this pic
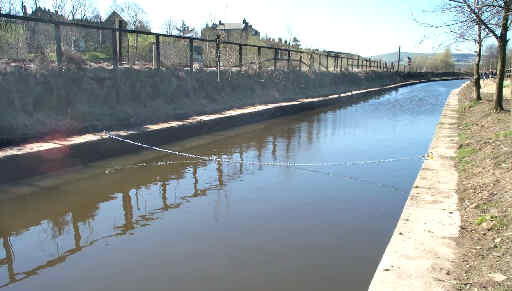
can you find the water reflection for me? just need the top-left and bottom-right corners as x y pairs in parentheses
(0, 80), (465, 290)
(0, 115), (321, 288)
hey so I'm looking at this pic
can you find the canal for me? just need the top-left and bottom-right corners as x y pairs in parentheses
(0, 80), (465, 291)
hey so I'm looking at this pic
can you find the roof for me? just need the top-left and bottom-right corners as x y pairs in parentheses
(216, 23), (243, 30)
(105, 11), (126, 23)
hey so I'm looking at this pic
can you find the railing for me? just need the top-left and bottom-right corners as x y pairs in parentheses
(0, 13), (410, 76)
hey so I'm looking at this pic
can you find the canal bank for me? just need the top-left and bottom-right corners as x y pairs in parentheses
(0, 77), (464, 186)
(368, 83), (466, 290)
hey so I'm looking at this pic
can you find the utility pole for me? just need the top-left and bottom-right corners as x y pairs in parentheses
(397, 46), (401, 72)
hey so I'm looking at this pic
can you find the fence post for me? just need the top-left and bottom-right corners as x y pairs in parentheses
(54, 24), (63, 70)
(111, 20), (120, 69)
(239, 44), (243, 71)
(274, 48), (278, 71)
(299, 54), (302, 72)
(326, 54), (329, 72)
(287, 50), (291, 71)
(153, 35), (160, 70)
(189, 38), (194, 71)
(258, 47), (262, 72)
(216, 35), (221, 82)
(356, 56), (360, 71)
(112, 29), (118, 69)
(351, 57), (354, 71)
(340, 56), (343, 71)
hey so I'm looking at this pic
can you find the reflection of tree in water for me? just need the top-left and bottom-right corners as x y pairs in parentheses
(0, 129), (285, 288)
(2, 235), (15, 282)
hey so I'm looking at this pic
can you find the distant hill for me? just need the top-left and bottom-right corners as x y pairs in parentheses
(372, 52), (475, 66)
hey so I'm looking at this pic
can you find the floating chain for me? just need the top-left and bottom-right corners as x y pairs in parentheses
(106, 132), (429, 169)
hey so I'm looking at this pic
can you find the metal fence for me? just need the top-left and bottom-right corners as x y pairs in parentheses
(0, 13), (410, 75)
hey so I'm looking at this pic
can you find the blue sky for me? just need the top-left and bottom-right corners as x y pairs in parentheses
(93, 0), (474, 57)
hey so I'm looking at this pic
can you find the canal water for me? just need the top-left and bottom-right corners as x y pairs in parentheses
(0, 80), (465, 291)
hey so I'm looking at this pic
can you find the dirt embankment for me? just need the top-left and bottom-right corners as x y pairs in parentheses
(0, 68), (463, 147)
(453, 80), (512, 290)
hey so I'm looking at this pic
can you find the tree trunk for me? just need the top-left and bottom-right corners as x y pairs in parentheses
(494, 7), (509, 112)
(474, 25), (482, 101)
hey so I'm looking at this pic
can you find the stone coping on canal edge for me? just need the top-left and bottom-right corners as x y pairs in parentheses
(368, 83), (467, 290)
(0, 77), (462, 185)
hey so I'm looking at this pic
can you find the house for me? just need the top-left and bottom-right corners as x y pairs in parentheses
(101, 11), (128, 62)
(201, 19), (260, 43)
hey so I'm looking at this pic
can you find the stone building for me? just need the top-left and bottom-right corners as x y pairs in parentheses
(201, 18), (260, 43)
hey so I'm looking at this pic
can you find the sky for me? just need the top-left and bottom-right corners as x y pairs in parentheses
(93, 0), (475, 57)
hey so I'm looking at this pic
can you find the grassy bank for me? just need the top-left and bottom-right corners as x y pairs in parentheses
(0, 68), (462, 147)
(454, 80), (512, 290)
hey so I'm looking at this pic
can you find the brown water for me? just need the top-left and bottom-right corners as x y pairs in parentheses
(0, 80), (465, 291)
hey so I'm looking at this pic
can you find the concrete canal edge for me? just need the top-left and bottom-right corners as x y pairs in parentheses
(0, 77), (463, 187)
(368, 83), (467, 290)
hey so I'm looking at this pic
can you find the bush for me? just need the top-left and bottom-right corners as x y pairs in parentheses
(84, 51), (111, 63)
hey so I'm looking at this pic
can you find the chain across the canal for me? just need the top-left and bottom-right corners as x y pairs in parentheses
(106, 132), (433, 168)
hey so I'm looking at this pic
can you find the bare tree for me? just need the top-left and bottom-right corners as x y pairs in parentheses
(449, 0), (511, 112)
(50, 0), (67, 17)
(162, 17), (177, 35)
(0, 0), (6, 13)
(3, 0), (20, 14)
(111, 1), (149, 64)
(417, 0), (490, 101)
(448, 0), (491, 101)
(26, 0), (44, 13)
(113, 1), (147, 29)
(68, 0), (92, 20)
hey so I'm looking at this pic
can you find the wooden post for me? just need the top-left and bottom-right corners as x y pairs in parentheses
(54, 24), (63, 70)
(299, 54), (302, 72)
(189, 38), (194, 71)
(287, 50), (291, 71)
(258, 47), (262, 72)
(239, 44), (243, 71)
(153, 35), (160, 70)
(110, 15), (120, 69)
(274, 48), (278, 71)
(216, 35), (221, 81)
(156, 35), (160, 70)
(112, 28), (118, 69)
(152, 43), (156, 69)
